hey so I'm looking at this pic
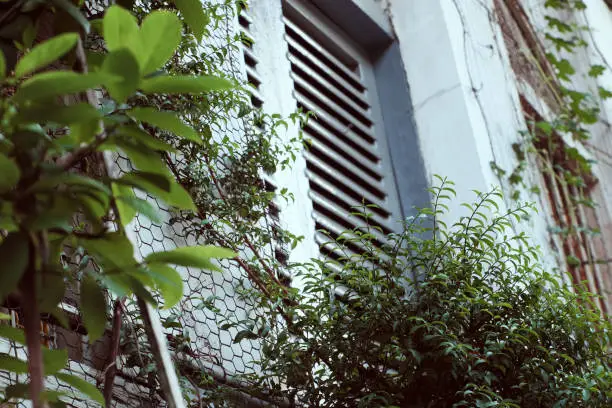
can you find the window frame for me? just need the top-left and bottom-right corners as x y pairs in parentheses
(282, 0), (429, 223)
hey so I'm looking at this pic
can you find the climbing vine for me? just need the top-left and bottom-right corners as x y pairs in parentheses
(110, 1), (309, 405)
(491, 0), (612, 274)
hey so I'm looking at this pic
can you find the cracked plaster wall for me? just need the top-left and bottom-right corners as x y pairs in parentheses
(384, 0), (612, 276)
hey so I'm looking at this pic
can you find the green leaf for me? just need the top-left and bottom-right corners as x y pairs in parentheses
(139, 11), (182, 74)
(13, 71), (116, 102)
(42, 390), (68, 405)
(582, 388), (590, 401)
(116, 192), (162, 223)
(39, 272), (67, 312)
(43, 348), (68, 375)
(49, 0), (91, 34)
(100, 273), (157, 306)
(124, 265), (154, 287)
(21, 22), (36, 50)
(75, 196), (108, 231)
(70, 119), (102, 145)
(144, 245), (236, 269)
(166, 181), (197, 211)
(234, 329), (258, 343)
(599, 86), (612, 100)
(140, 75), (233, 94)
(55, 372), (105, 405)
(6, 384), (68, 405)
(81, 275), (107, 342)
(129, 107), (200, 144)
(101, 48), (140, 102)
(0, 232), (29, 302)
(116, 171), (171, 193)
(29, 172), (111, 196)
(0, 205), (16, 232)
(115, 171), (194, 211)
(15, 32), (78, 78)
(15, 102), (101, 126)
(27, 195), (79, 231)
(115, 126), (177, 152)
(79, 232), (136, 271)
(3, 382), (29, 401)
(105, 138), (170, 176)
(98, 274), (131, 297)
(145, 263), (183, 308)
(0, 154), (20, 193)
(588, 64), (605, 78)
(112, 182), (137, 226)
(0, 354), (28, 373)
(0, 325), (25, 345)
(174, 0), (209, 41)
(86, 50), (105, 71)
(6, 125), (51, 151)
(535, 121), (553, 136)
(0, 50), (5, 79)
(103, 5), (139, 53)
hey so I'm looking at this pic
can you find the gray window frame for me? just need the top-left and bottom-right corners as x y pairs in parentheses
(307, 0), (430, 219)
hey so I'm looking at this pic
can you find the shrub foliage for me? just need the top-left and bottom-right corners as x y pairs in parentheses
(249, 179), (612, 407)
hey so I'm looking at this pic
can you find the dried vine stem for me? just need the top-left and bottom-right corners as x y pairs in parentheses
(103, 298), (125, 406)
(200, 153), (286, 290)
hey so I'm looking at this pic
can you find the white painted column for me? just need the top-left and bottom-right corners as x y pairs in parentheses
(385, 1), (499, 217)
(250, 0), (320, 277)
(385, 0), (559, 268)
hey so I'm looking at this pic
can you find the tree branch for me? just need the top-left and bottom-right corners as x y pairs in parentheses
(55, 37), (108, 170)
(20, 248), (47, 408)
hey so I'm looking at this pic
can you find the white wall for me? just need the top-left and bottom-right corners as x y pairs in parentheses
(384, 0), (560, 270)
(250, 0), (321, 287)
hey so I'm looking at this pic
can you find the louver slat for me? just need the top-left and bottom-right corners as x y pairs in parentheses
(289, 57), (372, 125)
(283, 1), (400, 265)
(292, 76), (376, 142)
(286, 45), (369, 110)
(306, 136), (382, 184)
(300, 99), (378, 155)
(239, 10), (263, 108)
(304, 150), (384, 199)
(283, 17), (364, 89)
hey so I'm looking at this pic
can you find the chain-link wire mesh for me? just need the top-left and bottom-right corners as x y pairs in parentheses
(0, 0), (283, 406)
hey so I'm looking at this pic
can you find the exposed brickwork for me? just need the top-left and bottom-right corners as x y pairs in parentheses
(495, 0), (560, 111)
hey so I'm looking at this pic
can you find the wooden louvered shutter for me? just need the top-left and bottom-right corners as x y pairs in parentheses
(283, 0), (402, 263)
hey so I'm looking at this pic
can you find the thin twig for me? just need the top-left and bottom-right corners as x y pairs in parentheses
(199, 152), (286, 289)
(56, 134), (108, 170)
(180, 367), (203, 408)
(0, 0), (24, 27)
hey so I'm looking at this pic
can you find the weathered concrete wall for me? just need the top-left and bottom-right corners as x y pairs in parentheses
(384, 0), (612, 305)
(383, 0), (558, 270)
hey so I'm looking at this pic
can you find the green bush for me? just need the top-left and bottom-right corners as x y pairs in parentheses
(251, 179), (611, 407)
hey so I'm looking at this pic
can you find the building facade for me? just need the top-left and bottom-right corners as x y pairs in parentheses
(254, 0), (612, 312)
(1, 0), (612, 406)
